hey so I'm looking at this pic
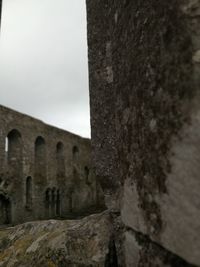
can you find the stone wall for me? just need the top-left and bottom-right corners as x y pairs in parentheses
(0, 105), (104, 225)
(87, 0), (200, 266)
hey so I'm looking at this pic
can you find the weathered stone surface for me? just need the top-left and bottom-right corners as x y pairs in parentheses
(0, 212), (112, 267)
(124, 229), (198, 267)
(87, 0), (200, 266)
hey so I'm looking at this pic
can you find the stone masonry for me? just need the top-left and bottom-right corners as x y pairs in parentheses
(1, 0), (200, 266)
(0, 105), (104, 225)
(87, 0), (200, 266)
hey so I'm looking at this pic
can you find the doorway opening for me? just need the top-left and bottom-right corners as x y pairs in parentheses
(0, 194), (11, 224)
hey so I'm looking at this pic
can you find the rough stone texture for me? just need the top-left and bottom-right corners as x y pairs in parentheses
(0, 105), (105, 225)
(123, 229), (198, 267)
(0, 212), (112, 267)
(87, 0), (200, 266)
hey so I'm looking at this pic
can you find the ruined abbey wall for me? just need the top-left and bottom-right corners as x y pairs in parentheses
(87, 0), (200, 266)
(0, 105), (104, 225)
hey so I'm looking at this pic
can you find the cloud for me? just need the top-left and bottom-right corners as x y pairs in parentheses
(0, 0), (90, 138)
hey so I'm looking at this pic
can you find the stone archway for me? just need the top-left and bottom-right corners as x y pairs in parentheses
(0, 194), (11, 224)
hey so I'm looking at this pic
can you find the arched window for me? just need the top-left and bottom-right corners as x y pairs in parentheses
(45, 188), (51, 203)
(45, 188), (51, 218)
(56, 189), (61, 217)
(73, 167), (79, 182)
(34, 136), (46, 178)
(51, 188), (56, 218)
(56, 142), (65, 177)
(6, 129), (22, 170)
(0, 195), (11, 224)
(69, 189), (73, 213)
(72, 145), (79, 161)
(84, 166), (90, 184)
(26, 176), (32, 209)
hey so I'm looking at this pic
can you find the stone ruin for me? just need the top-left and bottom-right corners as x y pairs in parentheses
(0, 105), (104, 225)
(0, 0), (200, 266)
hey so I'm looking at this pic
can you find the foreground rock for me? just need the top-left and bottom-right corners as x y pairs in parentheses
(0, 212), (112, 267)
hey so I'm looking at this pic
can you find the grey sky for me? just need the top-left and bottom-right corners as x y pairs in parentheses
(0, 0), (90, 137)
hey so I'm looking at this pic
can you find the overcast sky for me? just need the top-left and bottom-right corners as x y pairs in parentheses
(0, 0), (90, 138)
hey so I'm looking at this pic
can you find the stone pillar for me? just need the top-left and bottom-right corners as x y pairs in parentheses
(87, 0), (200, 266)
